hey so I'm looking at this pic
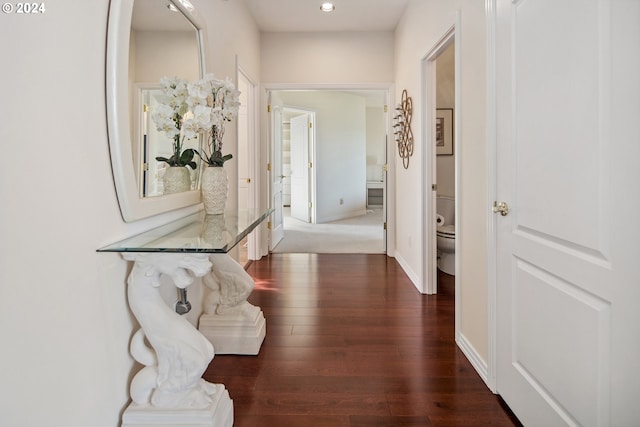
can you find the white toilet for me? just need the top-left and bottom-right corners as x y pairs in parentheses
(436, 196), (455, 275)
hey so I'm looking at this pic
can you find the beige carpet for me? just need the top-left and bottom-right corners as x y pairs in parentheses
(272, 207), (385, 254)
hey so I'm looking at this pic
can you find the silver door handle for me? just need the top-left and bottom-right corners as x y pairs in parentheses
(492, 201), (509, 216)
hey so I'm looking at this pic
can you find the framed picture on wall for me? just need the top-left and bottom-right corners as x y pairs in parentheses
(436, 108), (453, 156)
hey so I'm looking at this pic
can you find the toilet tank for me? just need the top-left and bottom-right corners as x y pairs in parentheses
(436, 196), (455, 226)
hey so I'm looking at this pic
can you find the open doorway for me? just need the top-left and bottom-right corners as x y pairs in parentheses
(422, 27), (457, 295)
(434, 43), (456, 280)
(268, 89), (389, 254)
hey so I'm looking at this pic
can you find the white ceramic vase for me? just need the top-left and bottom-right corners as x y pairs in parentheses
(201, 166), (228, 215)
(162, 166), (191, 194)
(201, 213), (227, 247)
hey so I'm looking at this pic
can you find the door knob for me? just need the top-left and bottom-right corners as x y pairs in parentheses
(492, 201), (509, 216)
(246, 178), (251, 184)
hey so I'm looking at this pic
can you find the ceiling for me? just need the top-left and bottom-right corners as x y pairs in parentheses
(243, 0), (409, 33)
(129, 0), (397, 105)
(132, 0), (409, 33)
(132, 0), (198, 31)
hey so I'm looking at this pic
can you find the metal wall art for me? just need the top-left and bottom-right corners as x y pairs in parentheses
(393, 89), (414, 169)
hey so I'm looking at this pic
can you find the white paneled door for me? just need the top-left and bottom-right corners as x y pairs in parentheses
(269, 106), (284, 251)
(290, 114), (311, 223)
(495, 0), (640, 425)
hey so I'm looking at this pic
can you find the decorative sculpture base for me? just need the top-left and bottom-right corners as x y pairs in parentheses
(97, 210), (274, 427)
(199, 302), (266, 355)
(122, 384), (233, 427)
(199, 253), (266, 355)
(118, 253), (235, 426)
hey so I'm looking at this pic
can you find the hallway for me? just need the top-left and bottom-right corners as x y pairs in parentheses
(204, 254), (520, 426)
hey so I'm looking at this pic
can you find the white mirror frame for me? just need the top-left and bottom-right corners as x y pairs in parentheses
(106, 0), (206, 222)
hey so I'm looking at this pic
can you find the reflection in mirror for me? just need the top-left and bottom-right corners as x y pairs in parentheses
(133, 86), (201, 197)
(130, 2), (202, 198)
(106, 0), (205, 222)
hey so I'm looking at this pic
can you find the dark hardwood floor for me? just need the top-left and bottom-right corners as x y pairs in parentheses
(204, 253), (521, 427)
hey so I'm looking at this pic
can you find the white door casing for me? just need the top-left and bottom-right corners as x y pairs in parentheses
(269, 105), (284, 251)
(237, 73), (251, 213)
(421, 25), (456, 296)
(494, 0), (640, 426)
(290, 113), (311, 222)
(237, 68), (259, 259)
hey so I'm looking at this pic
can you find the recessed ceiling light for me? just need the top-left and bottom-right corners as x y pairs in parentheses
(320, 2), (335, 12)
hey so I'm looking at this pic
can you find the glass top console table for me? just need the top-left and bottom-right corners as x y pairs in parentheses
(98, 209), (272, 427)
(98, 208), (272, 253)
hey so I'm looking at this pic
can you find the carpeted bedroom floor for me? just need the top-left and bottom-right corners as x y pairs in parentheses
(271, 207), (385, 254)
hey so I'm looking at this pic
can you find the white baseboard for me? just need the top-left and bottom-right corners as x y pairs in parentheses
(456, 332), (491, 389)
(394, 252), (422, 293)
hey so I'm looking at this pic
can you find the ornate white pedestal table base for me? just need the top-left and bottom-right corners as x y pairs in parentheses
(199, 253), (266, 355)
(121, 252), (233, 427)
(122, 384), (233, 427)
(97, 209), (273, 426)
(199, 301), (266, 355)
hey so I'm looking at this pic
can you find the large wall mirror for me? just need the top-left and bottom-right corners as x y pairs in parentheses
(106, 0), (206, 222)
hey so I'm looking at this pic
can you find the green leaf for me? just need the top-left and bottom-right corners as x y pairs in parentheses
(180, 149), (195, 164)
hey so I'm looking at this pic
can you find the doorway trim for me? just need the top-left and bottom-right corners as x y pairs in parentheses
(236, 61), (260, 260)
(263, 83), (396, 256)
(420, 24), (457, 296)
(421, 14), (492, 383)
(485, 0), (498, 394)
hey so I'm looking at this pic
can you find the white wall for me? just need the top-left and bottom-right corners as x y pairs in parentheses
(133, 31), (200, 82)
(366, 106), (386, 182)
(0, 0), (260, 425)
(273, 91), (368, 222)
(261, 32), (394, 84)
(1, 3), (133, 425)
(394, 0), (489, 365)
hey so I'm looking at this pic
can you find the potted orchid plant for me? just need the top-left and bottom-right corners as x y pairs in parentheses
(184, 74), (241, 167)
(152, 76), (198, 169)
(183, 74), (241, 214)
(151, 76), (197, 194)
